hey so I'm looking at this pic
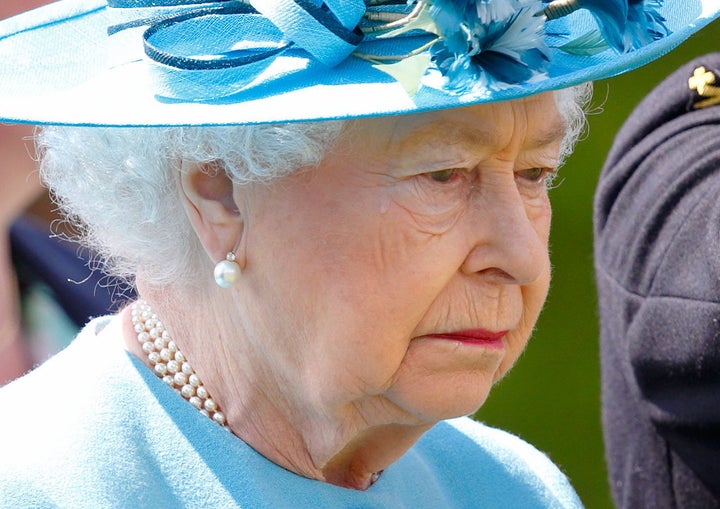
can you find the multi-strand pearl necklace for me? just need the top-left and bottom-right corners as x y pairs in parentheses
(131, 300), (227, 427)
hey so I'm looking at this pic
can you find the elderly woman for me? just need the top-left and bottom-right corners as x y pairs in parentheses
(0, 0), (717, 507)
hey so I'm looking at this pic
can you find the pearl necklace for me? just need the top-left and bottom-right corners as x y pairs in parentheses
(131, 300), (227, 427)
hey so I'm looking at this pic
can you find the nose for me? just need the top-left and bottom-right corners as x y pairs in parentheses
(459, 180), (550, 286)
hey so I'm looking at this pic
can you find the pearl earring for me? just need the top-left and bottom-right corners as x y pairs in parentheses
(213, 252), (241, 288)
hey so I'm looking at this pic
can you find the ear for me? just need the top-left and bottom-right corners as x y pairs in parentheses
(179, 160), (245, 266)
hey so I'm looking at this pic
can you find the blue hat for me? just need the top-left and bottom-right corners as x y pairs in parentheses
(0, 0), (718, 126)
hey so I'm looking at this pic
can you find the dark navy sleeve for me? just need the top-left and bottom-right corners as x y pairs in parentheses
(594, 53), (720, 508)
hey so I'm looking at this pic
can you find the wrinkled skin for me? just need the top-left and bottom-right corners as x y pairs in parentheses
(127, 91), (567, 489)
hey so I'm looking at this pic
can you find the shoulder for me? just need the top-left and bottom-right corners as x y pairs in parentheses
(0, 316), (160, 506)
(0, 316), (116, 411)
(0, 316), (110, 402)
(414, 417), (583, 509)
(0, 316), (115, 459)
(436, 416), (564, 465)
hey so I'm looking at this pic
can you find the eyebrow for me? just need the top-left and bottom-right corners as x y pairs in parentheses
(528, 118), (569, 148)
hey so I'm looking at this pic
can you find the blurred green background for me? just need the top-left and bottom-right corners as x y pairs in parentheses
(476, 19), (720, 509)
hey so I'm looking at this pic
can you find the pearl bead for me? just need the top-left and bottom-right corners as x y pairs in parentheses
(213, 412), (226, 425)
(204, 398), (217, 412)
(173, 372), (187, 386)
(213, 254), (241, 288)
(132, 300), (227, 430)
(166, 360), (179, 374)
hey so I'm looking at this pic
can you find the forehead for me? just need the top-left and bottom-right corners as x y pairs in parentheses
(347, 92), (566, 153)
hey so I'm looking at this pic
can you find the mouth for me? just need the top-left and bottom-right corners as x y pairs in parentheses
(419, 329), (507, 348)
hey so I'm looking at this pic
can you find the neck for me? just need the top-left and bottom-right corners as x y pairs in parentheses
(121, 287), (433, 490)
(320, 423), (430, 489)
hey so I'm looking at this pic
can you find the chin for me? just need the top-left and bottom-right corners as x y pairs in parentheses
(388, 373), (495, 424)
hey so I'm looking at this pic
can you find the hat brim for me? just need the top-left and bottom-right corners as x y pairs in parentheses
(1, 0), (719, 126)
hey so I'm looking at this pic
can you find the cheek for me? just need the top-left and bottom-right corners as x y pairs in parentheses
(390, 178), (472, 236)
(494, 254), (551, 382)
(256, 192), (440, 342)
(314, 187), (459, 289)
(317, 210), (470, 391)
(526, 192), (552, 239)
(321, 213), (452, 340)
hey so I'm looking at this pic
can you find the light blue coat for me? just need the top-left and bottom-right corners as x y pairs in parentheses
(0, 316), (583, 508)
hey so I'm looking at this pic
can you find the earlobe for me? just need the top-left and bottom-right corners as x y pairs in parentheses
(179, 160), (246, 267)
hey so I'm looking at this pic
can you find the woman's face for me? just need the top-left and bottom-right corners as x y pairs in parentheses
(236, 93), (564, 427)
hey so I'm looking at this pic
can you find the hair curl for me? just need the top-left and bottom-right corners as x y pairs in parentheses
(555, 82), (593, 168)
(38, 84), (592, 288)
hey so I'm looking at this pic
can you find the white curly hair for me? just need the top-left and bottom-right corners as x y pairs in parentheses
(38, 83), (593, 289)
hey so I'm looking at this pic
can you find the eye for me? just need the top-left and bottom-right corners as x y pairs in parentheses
(426, 169), (458, 183)
(516, 167), (552, 183)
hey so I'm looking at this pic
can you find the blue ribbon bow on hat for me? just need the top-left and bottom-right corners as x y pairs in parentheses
(109, 0), (365, 69)
(106, 0), (670, 101)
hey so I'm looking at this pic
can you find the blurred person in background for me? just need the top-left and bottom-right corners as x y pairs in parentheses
(0, 120), (45, 383)
(595, 53), (720, 508)
(0, 0), (133, 385)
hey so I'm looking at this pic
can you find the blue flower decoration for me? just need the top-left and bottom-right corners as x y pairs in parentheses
(429, 0), (549, 93)
(568, 0), (628, 51)
(543, 0), (669, 53)
(626, 0), (669, 50)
